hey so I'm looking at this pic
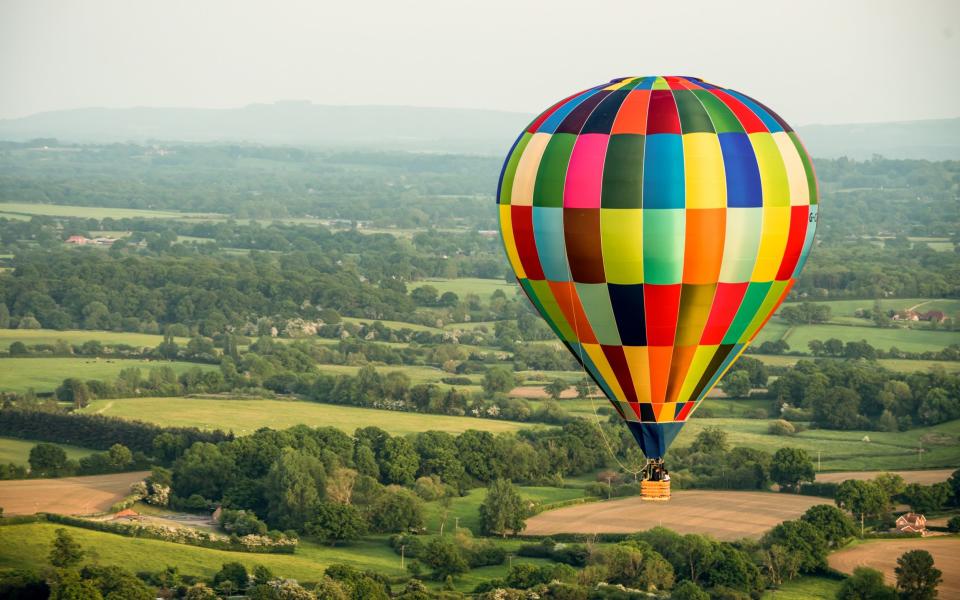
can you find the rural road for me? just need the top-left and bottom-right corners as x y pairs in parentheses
(0, 471), (149, 516)
(524, 491), (827, 541)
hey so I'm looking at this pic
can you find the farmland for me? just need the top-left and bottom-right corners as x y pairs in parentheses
(0, 328), (186, 350)
(0, 357), (216, 393)
(78, 396), (540, 436)
(0, 436), (95, 466)
(0, 201), (211, 220)
(828, 538), (960, 598)
(0, 471), (149, 515)
(523, 490), (826, 541)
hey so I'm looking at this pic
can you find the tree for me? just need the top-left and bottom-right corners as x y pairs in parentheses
(370, 486), (424, 533)
(172, 442), (237, 503)
(49, 528), (84, 568)
(479, 478), (526, 537)
(422, 537), (468, 580)
(482, 366), (516, 395)
(107, 444), (132, 469)
(671, 580), (709, 600)
(314, 576), (349, 600)
(49, 570), (103, 600)
(895, 549), (942, 600)
(8, 341), (27, 356)
(690, 426), (729, 454)
(80, 564), (153, 600)
(599, 542), (675, 592)
(30, 443), (68, 476)
(720, 370), (752, 398)
(264, 447), (326, 531)
(836, 479), (889, 536)
(770, 447), (815, 492)
(761, 519), (828, 573)
(213, 562), (249, 591)
(544, 379), (567, 400)
(901, 483), (951, 514)
(838, 566), (896, 600)
(308, 502), (368, 545)
(800, 504), (856, 548)
(184, 583), (218, 600)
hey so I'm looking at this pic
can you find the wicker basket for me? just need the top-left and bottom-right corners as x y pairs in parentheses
(640, 480), (671, 501)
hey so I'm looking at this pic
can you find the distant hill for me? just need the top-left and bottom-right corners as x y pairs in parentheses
(798, 118), (960, 161)
(0, 102), (532, 155)
(0, 102), (957, 159)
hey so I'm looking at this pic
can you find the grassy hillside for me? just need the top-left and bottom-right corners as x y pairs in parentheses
(78, 396), (540, 436)
(0, 358), (216, 393)
(422, 486), (586, 535)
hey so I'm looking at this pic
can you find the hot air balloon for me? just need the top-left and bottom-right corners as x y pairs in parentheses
(496, 76), (818, 494)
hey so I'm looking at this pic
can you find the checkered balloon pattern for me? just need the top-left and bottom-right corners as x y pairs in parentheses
(497, 76), (819, 458)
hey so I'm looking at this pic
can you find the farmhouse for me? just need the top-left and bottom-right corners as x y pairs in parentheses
(895, 512), (927, 535)
(65, 235), (91, 245)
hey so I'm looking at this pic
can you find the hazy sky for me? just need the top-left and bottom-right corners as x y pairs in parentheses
(1, 0), (957, 124)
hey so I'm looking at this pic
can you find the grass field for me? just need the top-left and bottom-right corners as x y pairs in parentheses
(750, 353), (960, 373)
(0, 328), (189, 350)
(779, 323), (958, 354)
(0, 436), (96, 466)
(0, 201), (219, 220)
(762, 576), (843, 599)
(671, 416), (960, 472)
(78, 396), (542, 436)
(339, 317), (439, 332)
(417, 278), (517, 298)
(423, 486), (586, 535)
(0, 357), (216, 393)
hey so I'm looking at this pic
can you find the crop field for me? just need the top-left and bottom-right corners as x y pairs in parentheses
(423, 485), (586, 535)
(0, 328), (188, 350)
(813, 468), (955, 485)
(524, 490), (825, 541)
(829, 538), (960, 598)
(418, 277), (517, 298)
(0, 471), (149, 515)
(0, 436), (96, 466)
(78, 396), (541, 436)
(0, 357), (216, 393)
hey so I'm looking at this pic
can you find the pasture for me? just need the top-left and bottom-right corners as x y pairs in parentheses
(418, 277), (517, 298)
(78, 396), (541, 436)
(0, 328), (187, 350)
(749, 353), (960, 373)
(0, 201), (215, 220)
(0, 471), (148, 515)
(0, 436), (96, 466)
(761, 576), (842, 599)
(780, 323), (958, 354)
(0, 357), (216, 393)
(423, 485), (586, 535)
(523, 490), (825, 541)
(829, 538), (960, 598)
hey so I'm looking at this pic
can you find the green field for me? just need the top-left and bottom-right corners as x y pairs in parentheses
(312, 363), (478, 387)
(780, 323), (957, 354)
(0, 358), (216, 393)
(762, 576), (843, 599)
(751, 353), (960, 373)
(78, 397), (542, 436)
(0, 436), (95, 466)
(672, 416), (960, 472)
(423, 485), (586, 535)
(0, 201), (218, 220)
(340, 317), (439, 332)
(0, 329), (188, 350)
(417, 278), (517, 298)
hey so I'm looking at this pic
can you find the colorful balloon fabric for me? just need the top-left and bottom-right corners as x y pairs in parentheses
(497, 75), (819, 459)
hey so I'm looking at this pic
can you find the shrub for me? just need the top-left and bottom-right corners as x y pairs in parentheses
(768, 419), (796, 436)
(947, 516), (960, 533)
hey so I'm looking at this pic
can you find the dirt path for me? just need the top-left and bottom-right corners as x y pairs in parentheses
(829, 538), (960, 598)
(815, 469), (954, 485)
(523, 491), (826, 541)
(0, 471), (148, 515)
(94, 400), (114, 414)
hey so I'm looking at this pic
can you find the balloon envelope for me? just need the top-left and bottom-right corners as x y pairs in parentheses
(496, 75), (819, 458)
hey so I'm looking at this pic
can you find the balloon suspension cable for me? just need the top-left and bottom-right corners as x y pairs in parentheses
(562, 276), (645, 479)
